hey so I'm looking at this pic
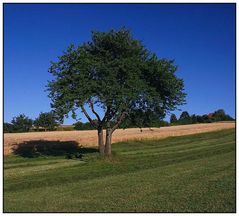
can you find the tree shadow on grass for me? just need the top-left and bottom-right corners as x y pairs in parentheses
(12, 140), (98, 158)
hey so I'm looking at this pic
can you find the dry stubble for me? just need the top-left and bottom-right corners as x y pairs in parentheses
(4, 122), (235, 155)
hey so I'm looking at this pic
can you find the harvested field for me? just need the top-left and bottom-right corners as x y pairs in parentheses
(4, 122), (235, 155)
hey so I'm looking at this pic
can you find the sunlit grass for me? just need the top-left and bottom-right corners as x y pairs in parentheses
(4, 129), (235, 212)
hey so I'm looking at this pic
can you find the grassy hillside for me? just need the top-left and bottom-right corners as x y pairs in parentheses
(4, 129), (235, 212)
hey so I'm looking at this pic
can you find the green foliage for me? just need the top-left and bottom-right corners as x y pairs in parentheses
(11, 114), (33, 133)
(4, 129), (235, 212)
(179, 111), (190, 120)
(201, 114), (212, 123)
(172, 111), (191, 125)
(119, 111), (169, 129)
(212, 109), (234, 121)
(150, 120), (169, 127)
(170, 114), (177, 123)
(4, 123), (15, 133)
(73, 122), (84, 130)
(191, 114), (197, 124)
(34, 112), (58, 131)
(196, 115), (204, 123)
(74, 118), (170, 130)
(47, 28), (186, 130)
(74, 121), (95, 130)
(171, 109), (234, 126)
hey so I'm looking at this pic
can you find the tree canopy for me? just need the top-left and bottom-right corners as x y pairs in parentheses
(47, 28), (186, 155)
(34, 112), (58, 131)
(179, 111), (190, 120)
(11, 114), (33, 133)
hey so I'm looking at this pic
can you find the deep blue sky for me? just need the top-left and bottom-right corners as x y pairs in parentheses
(4, 3), (235, 124)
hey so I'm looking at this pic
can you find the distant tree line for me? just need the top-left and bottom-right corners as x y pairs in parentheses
(170, 109), (234, 125)
(4, 114), (33, 133)
(73, 121), (96, 130)
(73, 119), (169, 131)
(4, 109), (234, 133)
(4, 112), (58, 133)
(73, 109), (234, 131)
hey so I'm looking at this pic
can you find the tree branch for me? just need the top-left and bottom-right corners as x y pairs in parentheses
(80, 105), (98, 128)
(102, 107), (110, 123)
(102, 106), (117, 123)
(111, 111), (127, 132)
(89, 100), (101, 122)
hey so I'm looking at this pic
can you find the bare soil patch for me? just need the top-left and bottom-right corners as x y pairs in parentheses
(4, 122), (235, 155)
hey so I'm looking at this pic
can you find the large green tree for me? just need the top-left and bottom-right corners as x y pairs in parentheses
(179, 111), (190, 120)
(212, 109), (234, 121)
(34, 112), (58, 131)
(47, 28), (186, 156)
(11, 114), (33, 133)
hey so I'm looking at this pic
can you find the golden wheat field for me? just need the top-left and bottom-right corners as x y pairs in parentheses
(4, 122), (235, 155)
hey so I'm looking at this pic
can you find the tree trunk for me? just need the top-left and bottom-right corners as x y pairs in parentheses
(104, 127), (112, 156)
(98, 127), (104, 156)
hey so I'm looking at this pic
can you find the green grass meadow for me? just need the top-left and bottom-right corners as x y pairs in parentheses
(4, 129), (236, 212)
